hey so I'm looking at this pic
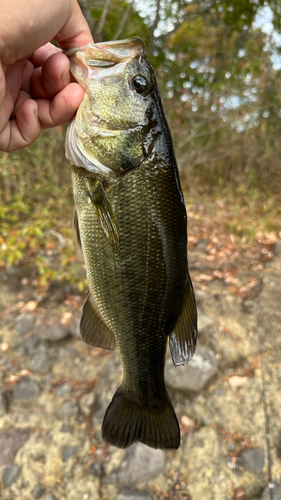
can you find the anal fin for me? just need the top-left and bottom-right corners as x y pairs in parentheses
(80, 295), (116, 350)
(169, 273), (197, 366)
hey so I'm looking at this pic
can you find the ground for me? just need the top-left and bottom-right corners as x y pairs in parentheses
(0, 196), (281, 500)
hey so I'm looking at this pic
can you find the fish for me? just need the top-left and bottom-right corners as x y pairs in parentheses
(65, 37), (197, 450)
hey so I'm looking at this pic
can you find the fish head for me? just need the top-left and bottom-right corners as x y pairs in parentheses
(65, 38), (165, 180)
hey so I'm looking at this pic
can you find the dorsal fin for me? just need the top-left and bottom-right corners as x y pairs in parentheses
(169, 273), (197, 366)
(80, 295), (116, 350)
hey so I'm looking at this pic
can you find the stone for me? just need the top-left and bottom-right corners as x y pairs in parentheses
(23, 337), (47, 356)
(60, 423), (73, 433)
(273, 241), (281, 256)
(16, 314), (36, 335)
(34, 324), (70, 343)
(79, 392), (95, 417)
(32, 483), (46, 499)
(29, 352), (52, 373)
(196, 238), (209, 251)
(106, 443), (165, 488)
(0, 427), (30, 466)
(44, 495), (58, 500)
(13, 378), (40, 400)
(0, 393), (6, 416)
(89, 461), (104, 477)
(70, 318), (80, 338)
(58, 400), (79, 419)
(117, 492), (151, 500)
(240, 448), (265, 473)
(165, 344), (217, 392)
(2, 464), (21, 487)
(55, 383), (72, 399)
(58, 347), (78, 359)
(260, 484), (281, 499)
(198, 312), (214, 331)
(62, 445), (79, 462)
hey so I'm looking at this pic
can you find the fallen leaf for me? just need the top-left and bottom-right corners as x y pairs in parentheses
(229, 376), (248, 388)
(24, 300), (38, 312)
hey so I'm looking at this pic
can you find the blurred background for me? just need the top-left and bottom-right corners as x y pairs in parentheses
(1, 1), (281, 500)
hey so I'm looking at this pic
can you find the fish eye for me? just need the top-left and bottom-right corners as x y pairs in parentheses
(131, 75), (150, 94)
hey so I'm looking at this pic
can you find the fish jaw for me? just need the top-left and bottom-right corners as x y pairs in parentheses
(65, 37), (146, 88)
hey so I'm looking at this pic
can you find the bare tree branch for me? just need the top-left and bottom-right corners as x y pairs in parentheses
(78, 0), (96, 38)
(113, 2), (132, 40)
(96, 0), (112, 39)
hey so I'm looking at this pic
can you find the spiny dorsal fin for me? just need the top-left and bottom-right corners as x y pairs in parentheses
(169, 273), (197, 366)
(73, 207), (82, 251)
(80, 295), (116, 350)
(88, 182), (119, 249)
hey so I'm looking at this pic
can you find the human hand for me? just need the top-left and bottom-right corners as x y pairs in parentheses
(0, 0), (93, 152)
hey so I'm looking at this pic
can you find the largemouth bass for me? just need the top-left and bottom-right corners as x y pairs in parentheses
(65, 37), (197, 450)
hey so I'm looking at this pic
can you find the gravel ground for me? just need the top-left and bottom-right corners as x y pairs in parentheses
(0, 244), (281, 500)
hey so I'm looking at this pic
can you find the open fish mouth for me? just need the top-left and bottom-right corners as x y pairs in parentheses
(64, 37), (146, 86)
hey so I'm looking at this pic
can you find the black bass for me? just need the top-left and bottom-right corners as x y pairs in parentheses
(65, 37), (197, 450)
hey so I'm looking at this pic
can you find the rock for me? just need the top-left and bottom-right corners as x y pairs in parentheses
(16, 314), (36, 335)
(89, 461), (105, 477)
(5, 266), (22, 289)
(29, 352), (52, 373)
(60, 423), (73, 433)
(13, 378), (40, 400)
(33, 324), (70, 343)
(0, 427), (30, 466)
(62, 445), (79, 462)
(196, 238), (209, 251)
(198, 312), (214, 331)
(44, 495), (58, 500)
(79, 392), (95, 417)
(58, 347), (78, 359)
(70, 318), (80, 338)
(58, 400), (79, 419)
(106, 443), (165, 488)
(240, 448), (265, 473)
(273, 241), (281, 256)
(55, 383), (72, 399)
(32, 483), (46, 499)
(260, 484), (281, 499)
(0, 393), (6, 416)
(23, 337), (47, 356)
(165, 345), (217, 392)
(2, 464), (21, 487)
(117, 492), (151, 500)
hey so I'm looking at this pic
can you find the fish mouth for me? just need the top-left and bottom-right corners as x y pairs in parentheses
(65, 37), (145, 86)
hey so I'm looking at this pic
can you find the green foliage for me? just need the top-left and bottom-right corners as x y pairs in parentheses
(0, 128), (87, 290)
(1, 0), (281, 283)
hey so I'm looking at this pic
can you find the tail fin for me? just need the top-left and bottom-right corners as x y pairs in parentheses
(101, 385), (180, 450)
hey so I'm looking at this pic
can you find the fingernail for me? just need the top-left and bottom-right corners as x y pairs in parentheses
(33, 103), (38, 118)
(61, 68), (70, 86)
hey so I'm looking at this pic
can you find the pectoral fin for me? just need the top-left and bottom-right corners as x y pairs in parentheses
(169, 274), (197, 366)
(73, 208), (82, 251)
(88, 182), (119, 249)
(80, 294), (116, 350)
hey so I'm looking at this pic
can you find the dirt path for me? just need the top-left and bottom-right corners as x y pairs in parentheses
(0, 236), (281, 500)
